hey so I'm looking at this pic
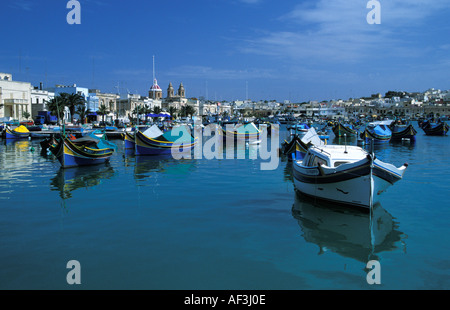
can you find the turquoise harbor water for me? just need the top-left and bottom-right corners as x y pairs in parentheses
(0, 123), (449, 290)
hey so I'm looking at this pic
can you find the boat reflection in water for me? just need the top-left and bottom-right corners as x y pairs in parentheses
(133, 154), (197, 184)
(134, 154), (173, 181)
(50, 164), (116, 200)
(291, 193), (406, 263)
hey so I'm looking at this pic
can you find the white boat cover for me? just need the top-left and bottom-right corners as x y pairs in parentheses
(368, 120), (393, 126)
(301, 127), (325, 146)
(142, 125), (164, 138)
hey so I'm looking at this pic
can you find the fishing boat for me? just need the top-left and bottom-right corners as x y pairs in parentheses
(40, 133), (77, 152)
(218, 122), (261, 142)
(420, 119), (449, 136)
(3, 125), (30, 139)
(123, 131), (136, 149)
(282, 135), (310, 161)
(124, 125), (164, 150)
(389, 120), (417, 141)
(287, 123), (310, 132)
(360, 120), (392, 143)
(332, 122), (359, 137)
(282, 127), (326, 161)
(135, 125), (197, 156)
(292, 144), (408, 209)
(49, 134), (116, 168)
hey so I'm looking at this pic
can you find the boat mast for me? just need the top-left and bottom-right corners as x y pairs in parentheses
(344, 133), (347, 154)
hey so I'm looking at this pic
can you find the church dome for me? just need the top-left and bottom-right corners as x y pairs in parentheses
(150, 79), (162, 91)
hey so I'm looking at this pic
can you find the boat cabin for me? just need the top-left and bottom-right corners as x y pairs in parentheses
(300, 145), (368, 168)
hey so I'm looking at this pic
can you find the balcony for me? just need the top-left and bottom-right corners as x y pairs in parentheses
(3, 99), (28, 105)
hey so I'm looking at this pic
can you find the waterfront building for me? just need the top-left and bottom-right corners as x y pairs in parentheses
(118, 93), (141, 121)
(0, 73), (32, 121)
(31, 83), (54, 119)
(46, 84), (96, 122)
(89, 89), (118, 123)
(217, 101), (232, 116)
(198, 99), (216, 116)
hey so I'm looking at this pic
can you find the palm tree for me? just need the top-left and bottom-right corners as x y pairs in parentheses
(57, 92), (86, 123)
(152, 106), (162, 122)
(132, 105), (144, 124)
(97, 104), (109, 124)
(76, 105), (91, 125)
(168, 106), (177, 120)
(45, 96), (66, 125)
(142, 104), (152, 123)
(180, 105), (196, 118)
(152, 106), (162, 115)
(22, 111), (31, 120)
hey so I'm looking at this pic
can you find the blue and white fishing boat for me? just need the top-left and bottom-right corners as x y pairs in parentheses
(389, 120), (417, 141)
(49, 133), (116, 168)
(360, 120), (392, 143)
(218, 122), (261, 142)
(3, 125), (30, 140)
(282, 127), (326, 161)
(332, 122), (359, 137)
(124, 125), (164, 150)
(292, 143), (408, 209)
(287, 123), (310, 132)
(135, 125), (197, 156)
(420, 119), (449, 136)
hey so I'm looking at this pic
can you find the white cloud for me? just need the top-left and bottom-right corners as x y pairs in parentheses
(239, 0), (262, 4)
(9, 0), (33, 11)
(239, 0), (450, 65)
(166, 65), (276, 80)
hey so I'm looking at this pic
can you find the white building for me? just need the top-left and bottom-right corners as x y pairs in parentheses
(31, 84), (54, 118)
(0, 73), (32, 121)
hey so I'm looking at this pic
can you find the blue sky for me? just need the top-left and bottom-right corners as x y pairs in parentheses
(1, 0), (450, 102)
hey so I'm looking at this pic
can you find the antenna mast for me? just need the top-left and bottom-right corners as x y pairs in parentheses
(152, 55), (155, 82)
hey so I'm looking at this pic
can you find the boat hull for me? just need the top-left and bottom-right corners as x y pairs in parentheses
(292, 158), (404, 209)
(218, 129), (260, 142)
(134, 130), (197, 156)
(390, 124), (417, 141)
(421, 122), (449, 136)
(124, 132), (136, 149)
(332, 123), (358, 137)
(4, 127), (30, 140)
(361, 128), (391, 144)
(51, 138), (114, 168)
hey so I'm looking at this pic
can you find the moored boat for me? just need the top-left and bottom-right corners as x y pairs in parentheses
(124, 131), (136, 149)
(282, 127), (326, 161)
(124, 125), (164, 150)
(49, 134), (116, 168)
(218, 122), (261, 142)
(3, 125), (30, 140)
(420, 119), (449, 136)
(135, 125), (197, 156)
(360, 121), (392, 143)
(332, 122), (359, 137)
(292, 144), (408, 209)
(287, 123), (310, 132)
(389, 121), (417, 141)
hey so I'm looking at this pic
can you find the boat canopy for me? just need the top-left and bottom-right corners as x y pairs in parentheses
(13, 125), (30, 133)
(142, 125), (164, 138)
(234, 122), (260, 134)
(301, 127), (325, 147)
(161, 125), (194, 143)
